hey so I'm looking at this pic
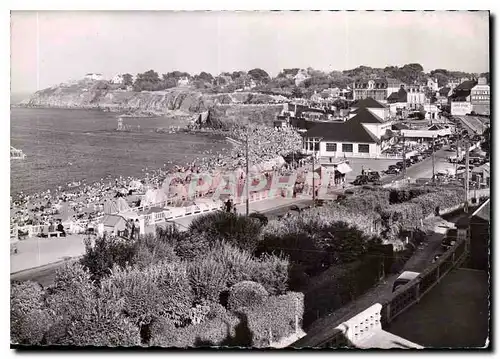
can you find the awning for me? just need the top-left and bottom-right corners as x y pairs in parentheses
(336, 163), (352, 174)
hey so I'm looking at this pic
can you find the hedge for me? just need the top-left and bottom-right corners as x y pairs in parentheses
(101, 261), (194, 327)
(149, 304), (242, 348)
(242, 292), (304, 348)
(228, 281), (269, 311)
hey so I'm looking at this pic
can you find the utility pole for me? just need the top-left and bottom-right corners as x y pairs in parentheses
(402, 134), (407, 179)
(432, 135), (436, 184)
(245, 129), (250, 216)
(312, 137), (323, 206)
(464, 140), (470, 213)
(312, 139), (316, 205)
(455, 132), (460, 178)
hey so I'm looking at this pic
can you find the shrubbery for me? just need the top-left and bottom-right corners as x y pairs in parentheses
(189, 212), (263, 252)
(243, 292), (304, 347)
(228, 281), (269, 311)
(11, 282), (53, 345)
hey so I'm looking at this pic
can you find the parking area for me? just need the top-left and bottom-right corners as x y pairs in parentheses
(345, 158), (399, 182)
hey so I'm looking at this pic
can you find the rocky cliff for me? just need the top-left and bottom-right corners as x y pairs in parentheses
(22, 80), (285, 127)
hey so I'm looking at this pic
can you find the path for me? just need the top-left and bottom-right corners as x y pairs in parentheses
(294, 209), (472, 347)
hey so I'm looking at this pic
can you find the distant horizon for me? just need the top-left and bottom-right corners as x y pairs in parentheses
(10, 62), (490, 97)
(11, 11), (489, 93)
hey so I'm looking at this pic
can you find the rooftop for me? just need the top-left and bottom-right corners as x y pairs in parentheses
(305, 120), (379, 144)
(386, 268), (489, 348)
(352, 97), (387, 109)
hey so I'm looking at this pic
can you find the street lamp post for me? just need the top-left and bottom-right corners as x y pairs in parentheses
(312, 137), (323, 206)
(245, 130), (250, 216)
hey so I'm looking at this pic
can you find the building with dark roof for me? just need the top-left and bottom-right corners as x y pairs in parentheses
(303, 101), (393, 159)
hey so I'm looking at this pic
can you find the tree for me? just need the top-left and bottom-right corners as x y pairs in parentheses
(291, 87), (305, 98)
(248, 68), (270, 83)
(196, 72), (214, 83)
(122, 73), (133, 86)
(79, 236), (137, 283)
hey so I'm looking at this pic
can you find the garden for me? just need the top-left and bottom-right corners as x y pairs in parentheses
(11, 185), (464, 347)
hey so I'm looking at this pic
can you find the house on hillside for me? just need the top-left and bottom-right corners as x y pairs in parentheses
(85, 73), (103, 81)
(177, 76), (190, 87)
(352, 79), (389, 103)
(111, 74), (124, 84)
(427, 78), (439, 92)
(294, 69), (310, 86)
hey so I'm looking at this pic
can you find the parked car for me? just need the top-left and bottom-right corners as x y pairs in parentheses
(392, 271), (421, 292)
(441, 229), (458, 250)
(385, 167), (400, 175)
(353, 175), (369, 186)
(366, 171), (381, 182)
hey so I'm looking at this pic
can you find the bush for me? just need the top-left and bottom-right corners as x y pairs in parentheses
(228, 281), (269, 311)
(243, 292), (304, 347)
(80, 235), (137, 283)
(134, 234), (179, 269)
(251, 253), (289, 295)
(188, 212), (262, 252)
(101, 261), (193, 327)
(11, 281), (53, 345)
(43, 263), (140, 346)
(188, 257), (228, 302)
(149, 305), (241, 348)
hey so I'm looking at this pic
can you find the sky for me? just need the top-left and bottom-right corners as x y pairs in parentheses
(10, 10), (490, 93)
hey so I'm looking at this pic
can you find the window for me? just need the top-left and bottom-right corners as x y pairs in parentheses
(358, 144), (370, 153)
(342, 143), (353, 153)
(326, 143), (337, 152)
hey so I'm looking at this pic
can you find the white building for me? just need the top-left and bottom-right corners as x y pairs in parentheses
(423, 103), (439, 120)
(303, 98), (393, 159)
(111, 74), (124, 84)
(406, 85), (426, 110)
(294, 69), (310, 86)
(85, 73), (103, 81)
(427, 78), (439, 92)
(451, 101), (473, 116)
(177, 76), (190, 86)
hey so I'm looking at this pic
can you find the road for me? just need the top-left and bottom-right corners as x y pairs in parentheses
(381, 146), (455, 184)
(293, 207), (474, 348)
(10, 198), (313, 288)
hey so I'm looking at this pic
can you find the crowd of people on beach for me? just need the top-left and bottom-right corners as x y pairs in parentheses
(10, 124), (307, 232)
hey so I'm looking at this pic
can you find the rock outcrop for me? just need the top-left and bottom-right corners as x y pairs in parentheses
(22, 80), (285, 127)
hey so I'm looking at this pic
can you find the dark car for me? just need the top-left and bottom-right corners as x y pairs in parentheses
(385, 168), (400, 175)
(353, 175), (369, 186)
(366, 171), (381, 181)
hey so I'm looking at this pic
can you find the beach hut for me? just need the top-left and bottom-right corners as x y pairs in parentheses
(103, 198), (119, 214)
(98, 214), (128, 236)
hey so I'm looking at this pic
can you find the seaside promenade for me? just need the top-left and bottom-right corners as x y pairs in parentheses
(10, 195), (307, 277)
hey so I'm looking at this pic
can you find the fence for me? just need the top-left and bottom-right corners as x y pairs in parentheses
(312, 232), (469, 348)
(379, 236), (468, 327)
